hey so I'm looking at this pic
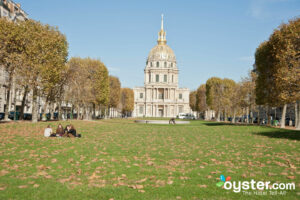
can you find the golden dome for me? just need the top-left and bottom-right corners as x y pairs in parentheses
(147, 14), (176, 63)
(147, 44), (176, 62)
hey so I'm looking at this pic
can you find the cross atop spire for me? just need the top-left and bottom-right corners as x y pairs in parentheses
(157, 14), (166, 45)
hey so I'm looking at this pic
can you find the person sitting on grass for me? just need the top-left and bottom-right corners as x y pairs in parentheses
(56, 124), (64, 137)
(66, 124), (81, 138)
(44, 125), (56, 137)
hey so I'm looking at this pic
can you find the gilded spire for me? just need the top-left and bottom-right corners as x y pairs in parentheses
(157, 14), (166, 45)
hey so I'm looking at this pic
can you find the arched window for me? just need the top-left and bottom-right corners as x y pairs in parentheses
(164, 62), (167, 68)
(150, 62), (153, 67)
(156, 62), (159, 67)
(171, 63), (173, 68)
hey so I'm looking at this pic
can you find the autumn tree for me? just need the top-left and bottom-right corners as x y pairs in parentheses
(109, 76), (121, 117)
(195, 84), (207, 119)
(66, 57), (109, 120)
(189, 90), (197, 112)
(255, 18), (300, 128)
(269, 18), (300, 129)
(0, 18), (26, 120)
(16, 20), (68, 122)
(121, 88), (134, 117)
(255, 41), (279, 125)
(239, 72), (257, 123)
(206, 77), (224, 121)
(221, 78), (236, 122)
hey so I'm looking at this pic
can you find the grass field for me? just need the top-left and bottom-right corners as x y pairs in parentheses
(0, 119), (299, 199)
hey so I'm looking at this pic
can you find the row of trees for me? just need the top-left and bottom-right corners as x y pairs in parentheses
(0, 19), (68, 122)
(255, 18), (300, 129)
(190, 72), (256, 123)
(0, 18), (134, 122)
(190, 17), (299, 129)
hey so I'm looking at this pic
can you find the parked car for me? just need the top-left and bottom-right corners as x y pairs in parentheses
(0, 112), (4, 120)
(178, 113), (196, 120)
(8, 111), (20, 120)
(23, 113), (32, 120)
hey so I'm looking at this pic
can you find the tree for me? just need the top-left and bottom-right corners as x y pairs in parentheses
(221, 78), (236, 122)
(121, 88), (134, 116)
(109, 76), (121, 117)
(66, 57), (109, 120)
(0, 18), (26, 120)
(195, 84), (207, 119)
(269, 18), (300, 129)
(17, 20), (68, 122)
(255, 18), (300, 128)
(206, 77), (224, 121)
(189, 91), (197, 112)
(255, 41), (279, 125)
(239, 72), (257, 123)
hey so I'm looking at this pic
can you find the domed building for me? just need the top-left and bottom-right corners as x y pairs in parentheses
(133, 15), (190, 117)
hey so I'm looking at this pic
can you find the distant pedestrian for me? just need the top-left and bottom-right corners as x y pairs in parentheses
(169, 118), (176, 125)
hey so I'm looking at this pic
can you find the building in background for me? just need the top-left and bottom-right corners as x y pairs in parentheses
(133, 15), (191, 117)
(0, 0), (28, 119)
(0, 0), (27, 21)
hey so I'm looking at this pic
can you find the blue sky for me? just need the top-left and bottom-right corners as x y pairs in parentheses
(18, 0), (300, 90)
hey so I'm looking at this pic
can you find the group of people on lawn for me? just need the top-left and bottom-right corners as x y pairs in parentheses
(44, 124), (81, 138)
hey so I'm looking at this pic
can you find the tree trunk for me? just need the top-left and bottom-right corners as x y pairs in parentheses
(77, 104), (80, 120)
(280, 104), (287, 128)
(296, 101), (300, 130)
(50, 102), (54, 120)
(257, 106), (260, 125)
(19, 86), (29, 120)
(58, 101), (62, 121)
(216, 111), (220, 122)
(4, 74), (13, 121)
(32, 88), (38, 123)
(246, 107), (249, 123)
(249, 107), (253, 124)
(267, 106), (271, 126)
(232, 109), (236, 123)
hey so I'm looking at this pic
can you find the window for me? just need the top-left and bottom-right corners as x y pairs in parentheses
(159, 93), (164, 99)
(172, 75), (174, 83)
(156, 74), (159, 82)
(139, 106), (144, 115)
(179, 106), (183, 113)
(164, 62), (167, 68)
(156, 62), (159, 67)
(164, 75), (167, 82)
(149, 74), (151, 83)
(140, 93), (143, 99)
(179, 93), (182, 99)
(150, 62), (153, 67)
(171, 63), (173, 68)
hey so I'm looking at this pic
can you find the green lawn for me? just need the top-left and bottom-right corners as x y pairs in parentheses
(0, 119), (299, 200)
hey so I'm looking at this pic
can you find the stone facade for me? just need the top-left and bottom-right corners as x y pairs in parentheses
(133, 15), (190, 117)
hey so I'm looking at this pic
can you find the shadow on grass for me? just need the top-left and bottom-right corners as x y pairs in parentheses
(253, 129), (300, 141)
(202, 122), (256, 126)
